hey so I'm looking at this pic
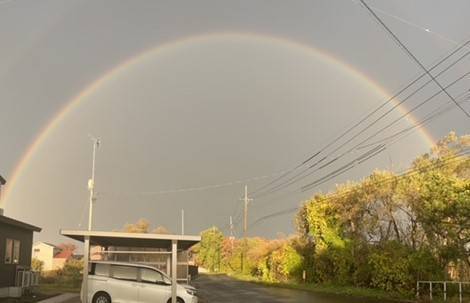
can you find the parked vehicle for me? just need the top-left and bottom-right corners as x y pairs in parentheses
(82, 261), (197, 303)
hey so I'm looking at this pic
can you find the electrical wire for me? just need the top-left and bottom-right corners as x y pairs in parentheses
(251, 40), (470, 198)
(358, 0), (470, 118)
(250, 150), (469, 228)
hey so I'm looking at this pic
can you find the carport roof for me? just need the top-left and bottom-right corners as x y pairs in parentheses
(60, 230), (201, 251)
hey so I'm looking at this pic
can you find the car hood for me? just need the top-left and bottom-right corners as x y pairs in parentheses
(178, 283), (197, 291)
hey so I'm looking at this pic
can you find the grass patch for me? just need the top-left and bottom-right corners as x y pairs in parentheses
(37, 284), (80, 295)
(227, 273), (412, 302)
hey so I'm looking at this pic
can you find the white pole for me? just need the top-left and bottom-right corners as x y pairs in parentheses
(83, 236), (90, 303)
(444, 282), (447, 301)
(430, 282), (432, 301)
(181, 209), (185, 235)
(88, 138), (99, 231)
(171, 240), (177, 303)
(417, 281), (420, 299)
(83, 138), (99, 303)
(459, 282), (462, 303)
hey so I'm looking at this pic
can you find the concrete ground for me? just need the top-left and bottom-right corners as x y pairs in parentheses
(192, 274), (387, 303)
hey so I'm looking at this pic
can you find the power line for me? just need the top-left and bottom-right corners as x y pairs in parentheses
(360, 1), (470, 50)
(250, 150), (469, 228)
(358, 93), (470, 149)
(358, 0), (470, 118)
(251, 39), (470, 199)
(262, 73), (470, 197)
(300, 84), (470, 191)
(101, 169), (289, 197)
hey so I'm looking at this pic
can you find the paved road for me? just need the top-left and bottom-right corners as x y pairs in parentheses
(192, 274), (397, 303)
(50, 275), (398, 303)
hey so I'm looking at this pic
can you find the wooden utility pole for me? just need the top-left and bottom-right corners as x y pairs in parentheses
(243, 185), (252, 237)
(241, 185), (252, 272)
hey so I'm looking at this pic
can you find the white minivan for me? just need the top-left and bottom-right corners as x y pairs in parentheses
(82, 261), (198, 303)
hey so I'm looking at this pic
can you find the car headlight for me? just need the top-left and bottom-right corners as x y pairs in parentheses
(186, 288), (196, 296)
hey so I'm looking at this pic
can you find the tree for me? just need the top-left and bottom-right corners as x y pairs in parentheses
(123, 219), (171, 234)
(32, 258), (44, 272)
(152, 226), (171, 234)
(196, 227), (224, 272)
(123, 218), (150, 233)
(293, 132), (469, 292)
(58, 243), (77, 254)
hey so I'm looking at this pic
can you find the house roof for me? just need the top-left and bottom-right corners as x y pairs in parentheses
(0, 215), (41, 232)
(35, 242), (60, 248)
(60, 230), (201, 251)
(0, 175), (5, 185)
(54, 250), (73, 259)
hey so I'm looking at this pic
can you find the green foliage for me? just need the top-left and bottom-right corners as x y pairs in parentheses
(292, 132), (469, 294)
(58, 259), (83, 287)
(254, 241), (303, 282)
(368, 242), (413, 293)
(40, 259), (84, 288)
(196, 227), (224, 272)
(32, 258), (44, 272)
(122, 219), (171, 234)
(195, 132), (469, 296)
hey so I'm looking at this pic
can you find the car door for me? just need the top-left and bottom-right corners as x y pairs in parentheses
(108, 265), (139, 303)
(138, 268), (171, 303)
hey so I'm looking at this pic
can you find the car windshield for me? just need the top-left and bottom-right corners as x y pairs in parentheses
(141, 268), (171, 285)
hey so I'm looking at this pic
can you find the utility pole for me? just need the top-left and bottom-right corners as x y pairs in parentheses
(229, 216), (234, 238)
(88, 137), (99, 231)
(229, 216), (234, 250)
(83, 137), (99, 303)
(243, 185), (252, 237)
(181, 209), (185, 235)
(240, 185), (252, 273)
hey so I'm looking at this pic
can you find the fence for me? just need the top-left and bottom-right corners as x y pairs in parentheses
(417, 281), (470, 302)
(15, 270), (39, 288)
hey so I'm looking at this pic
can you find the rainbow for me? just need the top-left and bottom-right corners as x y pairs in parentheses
(2, 32), (434, 205)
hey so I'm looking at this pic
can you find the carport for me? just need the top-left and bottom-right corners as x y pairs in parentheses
(60, 230), (201, 303)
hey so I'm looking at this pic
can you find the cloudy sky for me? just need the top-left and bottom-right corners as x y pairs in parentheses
(1, 0), (469, 243)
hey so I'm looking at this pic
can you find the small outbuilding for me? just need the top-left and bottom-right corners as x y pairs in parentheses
(60, 230), (201, 303)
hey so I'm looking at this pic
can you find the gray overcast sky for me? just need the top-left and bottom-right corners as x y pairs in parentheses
(0, 0), (469, 244)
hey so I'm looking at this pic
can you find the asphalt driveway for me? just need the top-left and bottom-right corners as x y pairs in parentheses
(192, 274), (392, 303)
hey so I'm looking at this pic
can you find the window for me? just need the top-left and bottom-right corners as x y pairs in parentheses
(140, 268), (169, 285)
(5, 239), (13, 264)
(5, 239), (21, 264)
(94, 263), (110, 277)
(111, 265), (138, 281)
(13, 240), (20, 264)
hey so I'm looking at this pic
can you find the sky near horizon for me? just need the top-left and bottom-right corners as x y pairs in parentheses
(0, 0), (469, 244)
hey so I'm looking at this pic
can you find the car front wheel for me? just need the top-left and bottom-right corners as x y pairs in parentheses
(93, 292), (111, 303)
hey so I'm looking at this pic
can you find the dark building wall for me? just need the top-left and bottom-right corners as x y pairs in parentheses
(0, 222), (34, 288)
